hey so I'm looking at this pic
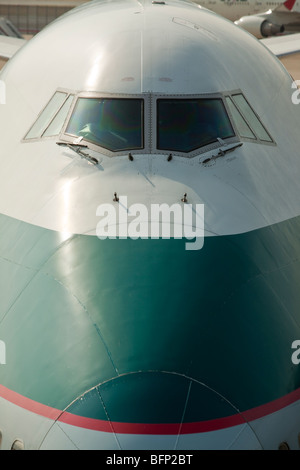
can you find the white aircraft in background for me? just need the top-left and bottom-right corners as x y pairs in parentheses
(193, 0), (300, 37)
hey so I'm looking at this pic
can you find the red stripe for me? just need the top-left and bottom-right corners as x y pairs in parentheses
(58, 411), (246, 434)
(0, 384), (62, 421)
(1, 384), (300, 434)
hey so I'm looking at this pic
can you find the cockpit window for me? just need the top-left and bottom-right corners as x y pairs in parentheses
(231, 94), (272, 142)
(65, 97), (144, 152)
(25, 91), (74, 140)
(225, 94), (273, 143)
(157, 98), (235, 153)
(43, 95), (74, 137)
(225, 97), (256, 140)
(25, 89), (274, 155)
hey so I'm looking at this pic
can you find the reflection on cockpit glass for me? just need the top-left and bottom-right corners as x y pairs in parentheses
(65, 98), (144, 151)
(157, 98), (235, 153)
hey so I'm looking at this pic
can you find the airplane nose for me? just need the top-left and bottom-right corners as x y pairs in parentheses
(40, 371), (262, 450)
(29, 232), (292, 450)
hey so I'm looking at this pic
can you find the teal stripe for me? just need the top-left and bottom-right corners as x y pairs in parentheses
(1, 213), (300, 421)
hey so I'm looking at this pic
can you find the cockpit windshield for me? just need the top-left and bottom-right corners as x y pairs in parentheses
(25, 89), (274, 156)
(157, 98), (235, 153)
(65, 97), (144, 152)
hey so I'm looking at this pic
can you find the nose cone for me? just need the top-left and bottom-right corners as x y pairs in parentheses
(32, 227), (297, 449)
(6, 218), (296, 449)
(41, 371), (262, 450)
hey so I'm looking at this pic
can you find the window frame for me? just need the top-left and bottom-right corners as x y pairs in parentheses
(23, 88), (75, 142)
(153, 93), (238, 157)
(23, 89), (275, 157)
(224, 90), (275, 146)
(59, 91), (149, 157)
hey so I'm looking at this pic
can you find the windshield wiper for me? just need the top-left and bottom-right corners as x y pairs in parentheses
(202, 138), (243, 164)
(56, 140), (99, 165)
